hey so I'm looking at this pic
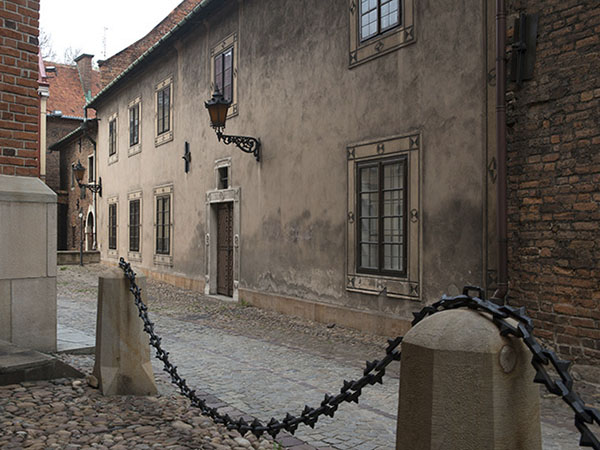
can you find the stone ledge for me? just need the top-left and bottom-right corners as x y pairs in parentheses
(0, 174), (57, 204)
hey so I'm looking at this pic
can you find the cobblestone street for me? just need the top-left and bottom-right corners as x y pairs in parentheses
(2, 264), (598, 449)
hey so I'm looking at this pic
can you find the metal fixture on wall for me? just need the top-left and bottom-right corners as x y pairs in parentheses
(72, 160), (102, 197)
(205, 88), (261, 162)
(183, 141), (191, 173)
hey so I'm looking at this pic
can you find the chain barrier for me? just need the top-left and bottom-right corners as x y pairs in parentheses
(118, 259), (599, 448)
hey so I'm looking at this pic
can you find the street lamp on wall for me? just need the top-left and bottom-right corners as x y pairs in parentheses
(72, 160), (102, 197)
(205, 88), (261, 162)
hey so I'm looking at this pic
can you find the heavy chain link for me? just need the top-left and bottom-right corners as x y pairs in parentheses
(119, 259), (599, 448)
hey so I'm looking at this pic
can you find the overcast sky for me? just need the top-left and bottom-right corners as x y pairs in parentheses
(40, 0), (183, 63)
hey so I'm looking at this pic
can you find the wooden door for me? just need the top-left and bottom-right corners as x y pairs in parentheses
(216, 202), (233, 296)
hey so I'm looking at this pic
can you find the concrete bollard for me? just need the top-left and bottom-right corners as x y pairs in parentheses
(92, 267), (157, 396)
(396, 309), (542, 450)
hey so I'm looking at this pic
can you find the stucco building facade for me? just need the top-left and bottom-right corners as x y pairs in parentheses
(89, 0), (499, 336)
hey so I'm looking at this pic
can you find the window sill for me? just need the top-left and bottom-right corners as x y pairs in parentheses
(128, 251), (142, 262)
(128, 144), (141, 157)
(108, 153), (118, 165)
(107, 249), (118, 258)
(346, 273), (419, 300)
(155, 131), (173, 147)
(154, 254), (173, 266)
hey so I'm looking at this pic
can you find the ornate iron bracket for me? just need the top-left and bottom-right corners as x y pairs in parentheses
(216, 130), (260, 162)
(78, 177), (102, 197)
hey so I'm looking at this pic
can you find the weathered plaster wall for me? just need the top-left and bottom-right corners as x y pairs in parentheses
(94, 0), (493, 330)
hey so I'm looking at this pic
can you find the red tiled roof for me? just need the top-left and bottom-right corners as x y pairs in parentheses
(98, 0), (202, 87)
(45, 61), (102, 118)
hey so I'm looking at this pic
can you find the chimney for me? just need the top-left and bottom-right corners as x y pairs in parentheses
(74, 53), (94, 102)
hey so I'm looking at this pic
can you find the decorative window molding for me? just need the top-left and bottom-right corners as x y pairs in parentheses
(155, 77), (173, 146)
(108, 112), (118, 165)
(348, 0), (415, 68)
(87, 154), (94, 182)
(107, 196), (118, 258)
(346, 132), (421, 300)
(153, 184), (173, 266)
(210, 32), (238, 118)
(128, 190), (142, 262)
(128, 96), (142, 156)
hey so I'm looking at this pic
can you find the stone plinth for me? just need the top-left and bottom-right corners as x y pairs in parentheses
(92, 268), (157, 396)
(397, 309), (542, 450)
(0, 174), (57, 352)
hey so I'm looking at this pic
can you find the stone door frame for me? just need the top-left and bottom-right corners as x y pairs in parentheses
(205, 187), (240, 301)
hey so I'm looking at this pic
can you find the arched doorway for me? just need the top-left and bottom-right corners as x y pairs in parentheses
(85, 211), (95, 251)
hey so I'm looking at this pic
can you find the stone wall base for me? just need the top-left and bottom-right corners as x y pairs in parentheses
(58, 251), (101, 265)
(239, 288), (411, 338)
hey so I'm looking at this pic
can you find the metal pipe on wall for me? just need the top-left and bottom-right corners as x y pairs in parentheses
(493, 0), (509, 304)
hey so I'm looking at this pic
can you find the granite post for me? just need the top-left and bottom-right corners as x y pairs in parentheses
(396, 309), (542, 450)
(92, 268), (157, 396)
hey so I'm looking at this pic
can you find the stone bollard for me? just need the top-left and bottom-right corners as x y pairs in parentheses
(92, 267), (157, 396)
(396, 309), (542, 450)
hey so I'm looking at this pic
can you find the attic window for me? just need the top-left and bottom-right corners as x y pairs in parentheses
(218, 166), (229, 190)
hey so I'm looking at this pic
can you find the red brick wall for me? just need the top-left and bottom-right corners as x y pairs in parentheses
(98, 0), (200, 87)
(0, 0), (40, 176)
(507, 1), (600, 364)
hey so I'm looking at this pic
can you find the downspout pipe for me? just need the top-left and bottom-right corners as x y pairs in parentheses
(493, 0), (509, 304)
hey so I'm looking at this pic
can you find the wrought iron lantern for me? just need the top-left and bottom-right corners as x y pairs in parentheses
(205, 88), (261, 162)
(73, 160), (102, 197)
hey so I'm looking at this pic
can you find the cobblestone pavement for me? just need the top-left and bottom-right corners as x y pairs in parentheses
(48, 264), (600, 449)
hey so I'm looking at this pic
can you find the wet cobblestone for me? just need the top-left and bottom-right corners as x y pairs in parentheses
(44, 264), (600, 448)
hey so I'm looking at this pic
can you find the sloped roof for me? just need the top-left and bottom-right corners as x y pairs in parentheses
(88, 0), (218, 109)
(45, 62), (102, 118)
(97, 0), (203, 87)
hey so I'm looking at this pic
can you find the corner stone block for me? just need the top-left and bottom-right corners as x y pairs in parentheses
(0, 280), (11, 341)
(396, 309), (542, 450)
(92, 268), (157, 396)
(11, 277), (57, 352)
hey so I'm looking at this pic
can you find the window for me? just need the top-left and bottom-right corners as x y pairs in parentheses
(349, 0), (414, 67)
(129, 103), (140, 146)
(155, 77), (173, 145)
(346, 133), (420, 299)
(108, 119), (117, 156)
(214, 48), (233, 102)
(218, 166), (229, 190)
(88, 155), (94, 182)
(360, 0), (401, 41)
(108, 112), (118, 164)
(154, 184), (173, 265)
(157, 87), (170, 135)
(357, 157), (406, 276)
(211, 33), (238, 117)
(108, 202), (117, 250)
(129, 199), (140, 252)
(156, 195), (170, 255)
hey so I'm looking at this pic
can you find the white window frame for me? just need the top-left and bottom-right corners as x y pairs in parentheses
(210, 33), (239, 118)
(108, 112), (118, 165)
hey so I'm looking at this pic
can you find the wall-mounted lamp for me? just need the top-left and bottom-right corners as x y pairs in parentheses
(73, 160), (102, 197)
(205, 88), (260, 162)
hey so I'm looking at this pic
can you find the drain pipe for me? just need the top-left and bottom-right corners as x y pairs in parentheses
(493, 0), (509, 304)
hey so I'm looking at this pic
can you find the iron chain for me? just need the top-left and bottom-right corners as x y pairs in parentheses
(119, 259), (599, 448)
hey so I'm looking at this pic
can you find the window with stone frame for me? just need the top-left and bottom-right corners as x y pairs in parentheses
(346, 133), (421, 299)
(88, 155), (94, 182)
(108, 118), (117, 156)
(129, 103), (140, 146)
(108, 202), (117, 250)
(153, 185), (173, 266)
(129, 198), (140, 253)
(155, 77), (173, 146)
(348, 0), (414, 67)
(210, 33), (238, 117)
